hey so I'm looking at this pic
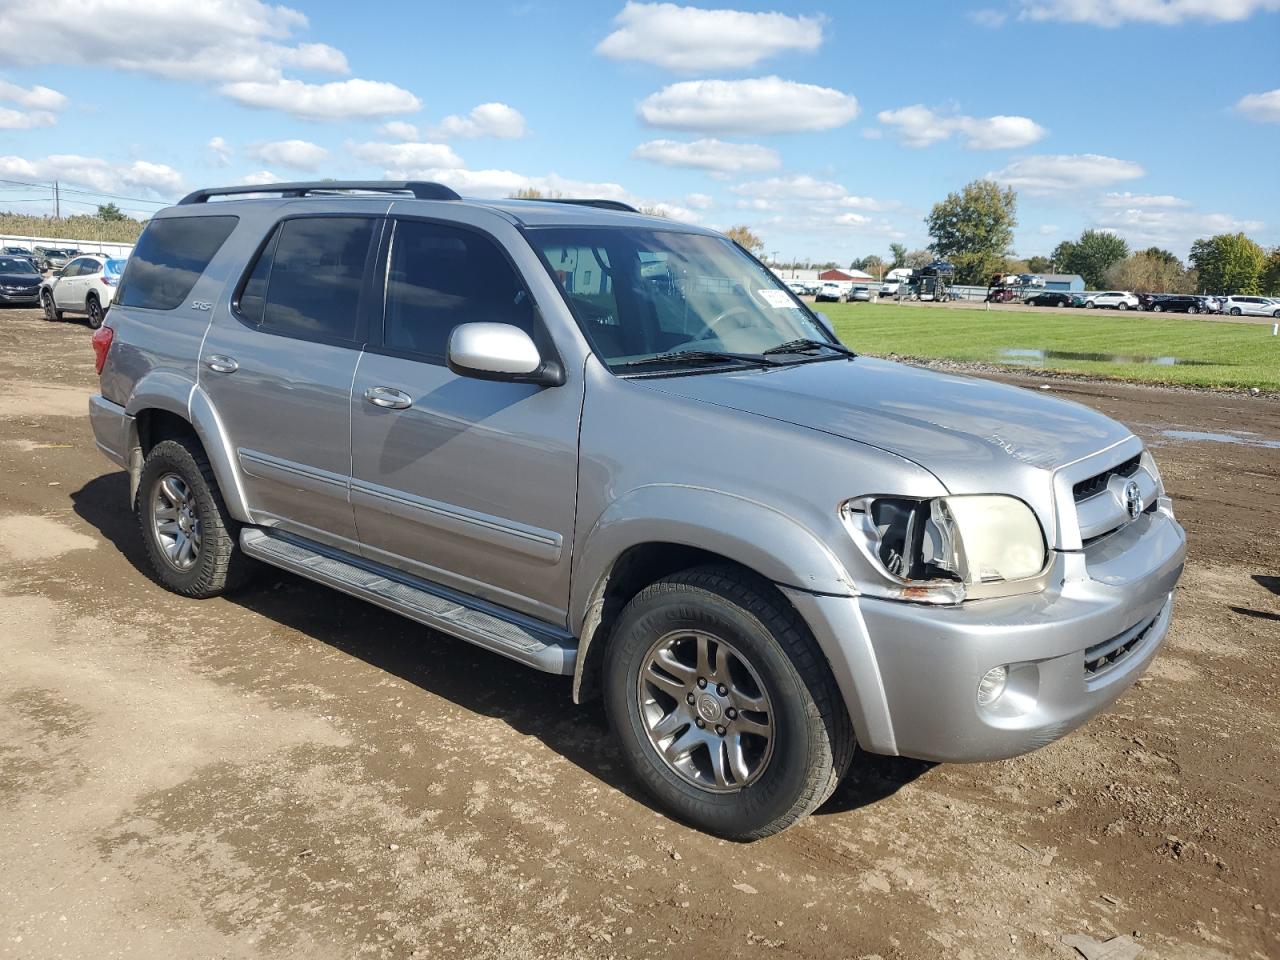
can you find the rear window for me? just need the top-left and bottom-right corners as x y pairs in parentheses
(117, 215), (238, 311)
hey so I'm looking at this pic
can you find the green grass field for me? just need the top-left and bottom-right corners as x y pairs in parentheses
(822, 302), (1280, 391)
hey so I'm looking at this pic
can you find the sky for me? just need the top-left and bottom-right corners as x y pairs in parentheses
(1, 0), (1278, 264)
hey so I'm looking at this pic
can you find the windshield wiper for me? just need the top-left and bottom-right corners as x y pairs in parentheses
(762, 338), (858, 358)
(614, 349), (776, 371)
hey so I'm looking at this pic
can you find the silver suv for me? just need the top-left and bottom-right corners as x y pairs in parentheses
(88, 181), (1186, 839)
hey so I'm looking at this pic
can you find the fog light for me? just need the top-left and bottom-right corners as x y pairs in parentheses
(977, 666), (1008, 706)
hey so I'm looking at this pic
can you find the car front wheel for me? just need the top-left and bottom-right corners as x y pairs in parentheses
(604, 565), (854, 840)
(1230, 308), (1242, 316)
(1118, 303), (1129, 310)
(41, 290), (63, 321)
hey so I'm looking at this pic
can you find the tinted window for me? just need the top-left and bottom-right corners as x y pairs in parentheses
(0, 257), (36, 274)
(252, 217), (375, 342)
(118, 215), (238, 310)
(383, 219), (535, 360)
(235, 229), (277, 326)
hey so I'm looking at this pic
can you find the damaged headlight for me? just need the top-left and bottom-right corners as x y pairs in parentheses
(842, 494), (1048, 604)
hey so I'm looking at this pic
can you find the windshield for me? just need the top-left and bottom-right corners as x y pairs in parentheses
(105, 258), (127, 275)
(0, 257), (37, 275)
(530, 227), (830, 371)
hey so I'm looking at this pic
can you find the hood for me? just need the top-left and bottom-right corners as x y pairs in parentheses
(0, 272), (41, 286)
(639, 356), (1132, 492)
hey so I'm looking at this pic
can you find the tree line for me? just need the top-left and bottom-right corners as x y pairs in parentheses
(839, 179), (1279, 295)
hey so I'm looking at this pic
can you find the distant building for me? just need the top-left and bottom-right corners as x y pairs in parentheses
(1041, 273), (1085, 292)
(818, 268), (875, 282)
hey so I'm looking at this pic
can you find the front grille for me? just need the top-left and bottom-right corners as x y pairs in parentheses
(1084, 614), (1157, 680)
(1073, 454), (1141, 503)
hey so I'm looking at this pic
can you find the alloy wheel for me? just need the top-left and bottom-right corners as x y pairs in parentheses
(151, 473), (202, 570)
(636, 629), (775, 793)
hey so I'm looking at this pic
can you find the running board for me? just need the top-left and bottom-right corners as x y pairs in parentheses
(240, 528), (577, 675)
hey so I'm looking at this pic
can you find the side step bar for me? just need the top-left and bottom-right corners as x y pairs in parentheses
(240, 528), (577, 675)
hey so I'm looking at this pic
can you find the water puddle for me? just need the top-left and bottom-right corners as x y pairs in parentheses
(1158, 429), (1280, 449)
(997, 348), (1215, 367)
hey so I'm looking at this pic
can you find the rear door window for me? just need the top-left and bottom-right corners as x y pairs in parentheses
(117, 215), (238, 310)
(234, 216), (377, 344)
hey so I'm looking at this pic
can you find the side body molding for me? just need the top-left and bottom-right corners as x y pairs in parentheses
(569, 484), (896, 750)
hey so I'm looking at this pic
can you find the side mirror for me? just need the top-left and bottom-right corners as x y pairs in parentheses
(813, 311), (836, 338)
(447, 322), (564, 386)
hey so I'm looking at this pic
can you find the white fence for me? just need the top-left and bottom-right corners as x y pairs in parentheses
(1, 234), (135, 258)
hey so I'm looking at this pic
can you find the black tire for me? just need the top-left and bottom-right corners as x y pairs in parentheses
(85, 294), (104, 330)
(41, 290), (62, 321)
(1152, 304), (1163, 312)
(1118, 302), (1128, 311)
(136, 437), (252, 598)
(1086, 301), (1096, 309)
(1187, 306), (1198, 314)
(604, 565), (855, 840)
(1230, 307), (1242, 316)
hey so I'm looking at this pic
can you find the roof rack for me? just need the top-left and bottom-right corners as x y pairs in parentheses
(177, 181), (462, 205)
(535, 198), (639, 213)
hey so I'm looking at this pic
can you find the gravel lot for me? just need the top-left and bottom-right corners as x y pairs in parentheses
(2, 308), (1277, 960)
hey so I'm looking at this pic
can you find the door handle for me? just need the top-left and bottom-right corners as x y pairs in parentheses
(205, 355), (239, 373)
(364, 386), (413, 410)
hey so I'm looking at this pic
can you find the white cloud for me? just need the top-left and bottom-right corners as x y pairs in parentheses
(236, 170), (282, 186)
(1038, 224), (1060, 234)
(222, 78), (421, 120)
(0, 107), (57, 129)
(426, 103), (527, 140)
(987, 153), (1145, 193)
(208, 136), (233, 167)
(722, 175), (908, 243)
(0, 154), (183, 196)
(1018, 0), (1280, 26)
(0, 0), (349, 83)
(350, 141), (465, 171)
(968, 8), (1009, 25)
(252, 139), (328, 170)
(877, 105), (1046, 149)
(379, 120), (420, 141)
(1093, 206), (1265, 252)
(632, 138), (781, 175)
(686, 192), (714, 210)
(0, 79), (67, 111)
(0, 1), (423, 121)
(1099, 191), (1190, 208)
(1236, 88), (1280, 123)
(638, 76), (858, 134)
(597, 2), (824, 71)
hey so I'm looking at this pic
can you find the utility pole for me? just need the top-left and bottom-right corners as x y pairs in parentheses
(53, 180), (60, 219)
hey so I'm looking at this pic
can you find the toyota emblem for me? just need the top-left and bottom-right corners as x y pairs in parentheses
(1123, 480), (1143, 521)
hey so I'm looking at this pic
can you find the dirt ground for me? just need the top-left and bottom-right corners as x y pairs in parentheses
(1, 308), (1277, 960)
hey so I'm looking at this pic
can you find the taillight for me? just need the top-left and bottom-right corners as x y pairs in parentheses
(100, 275), (117, 286)
(91, 324), (114, 375)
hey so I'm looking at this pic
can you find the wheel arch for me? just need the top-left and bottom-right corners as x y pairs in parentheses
(569, 486), (863, 717)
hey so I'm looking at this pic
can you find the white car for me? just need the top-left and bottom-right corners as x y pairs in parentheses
(784, 280), (810, 297)
(40, 254), (127, 329)
(814, 281), (850, 302)
(1084, 291), (1140, 311)
(879, 280), (900, 298)
(1220, 295), (1280, 318)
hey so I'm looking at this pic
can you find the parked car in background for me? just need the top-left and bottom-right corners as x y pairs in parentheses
(849, 286), (873, 302)
(35, 246), (81, 272)
(40, 254), (126, 328)
(879, 280), (899, 298)
(1221, 295), (1280, 318)
(87, 179), (1185, 840)
(814, 281), (847, 302)
(0, 254), (44, 306)
(1025, 291), (1072, 307)
(1147, 295), (1205, 314)
(784, 280), (810, 297)
(1084, 291), (1140, 311)
(1, 246), (38, 268)
(1069, 293), (1089, 308)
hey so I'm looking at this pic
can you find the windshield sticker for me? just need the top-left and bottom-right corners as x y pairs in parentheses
(757, 289), (793, 308)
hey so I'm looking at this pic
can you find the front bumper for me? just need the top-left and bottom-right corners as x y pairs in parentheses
(0, 288), (40, 303)
(785, 506), (1186, 763)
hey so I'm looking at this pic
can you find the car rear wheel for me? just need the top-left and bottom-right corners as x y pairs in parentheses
(137, 437), (253, 598)
(85, 294), (104, 330)
(604, 565), (854, 840)
(41, 290), (63, 321)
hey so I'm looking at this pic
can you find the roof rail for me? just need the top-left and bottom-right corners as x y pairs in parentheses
(177, 181), (462, 205)
(537, 198), (639, 213)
